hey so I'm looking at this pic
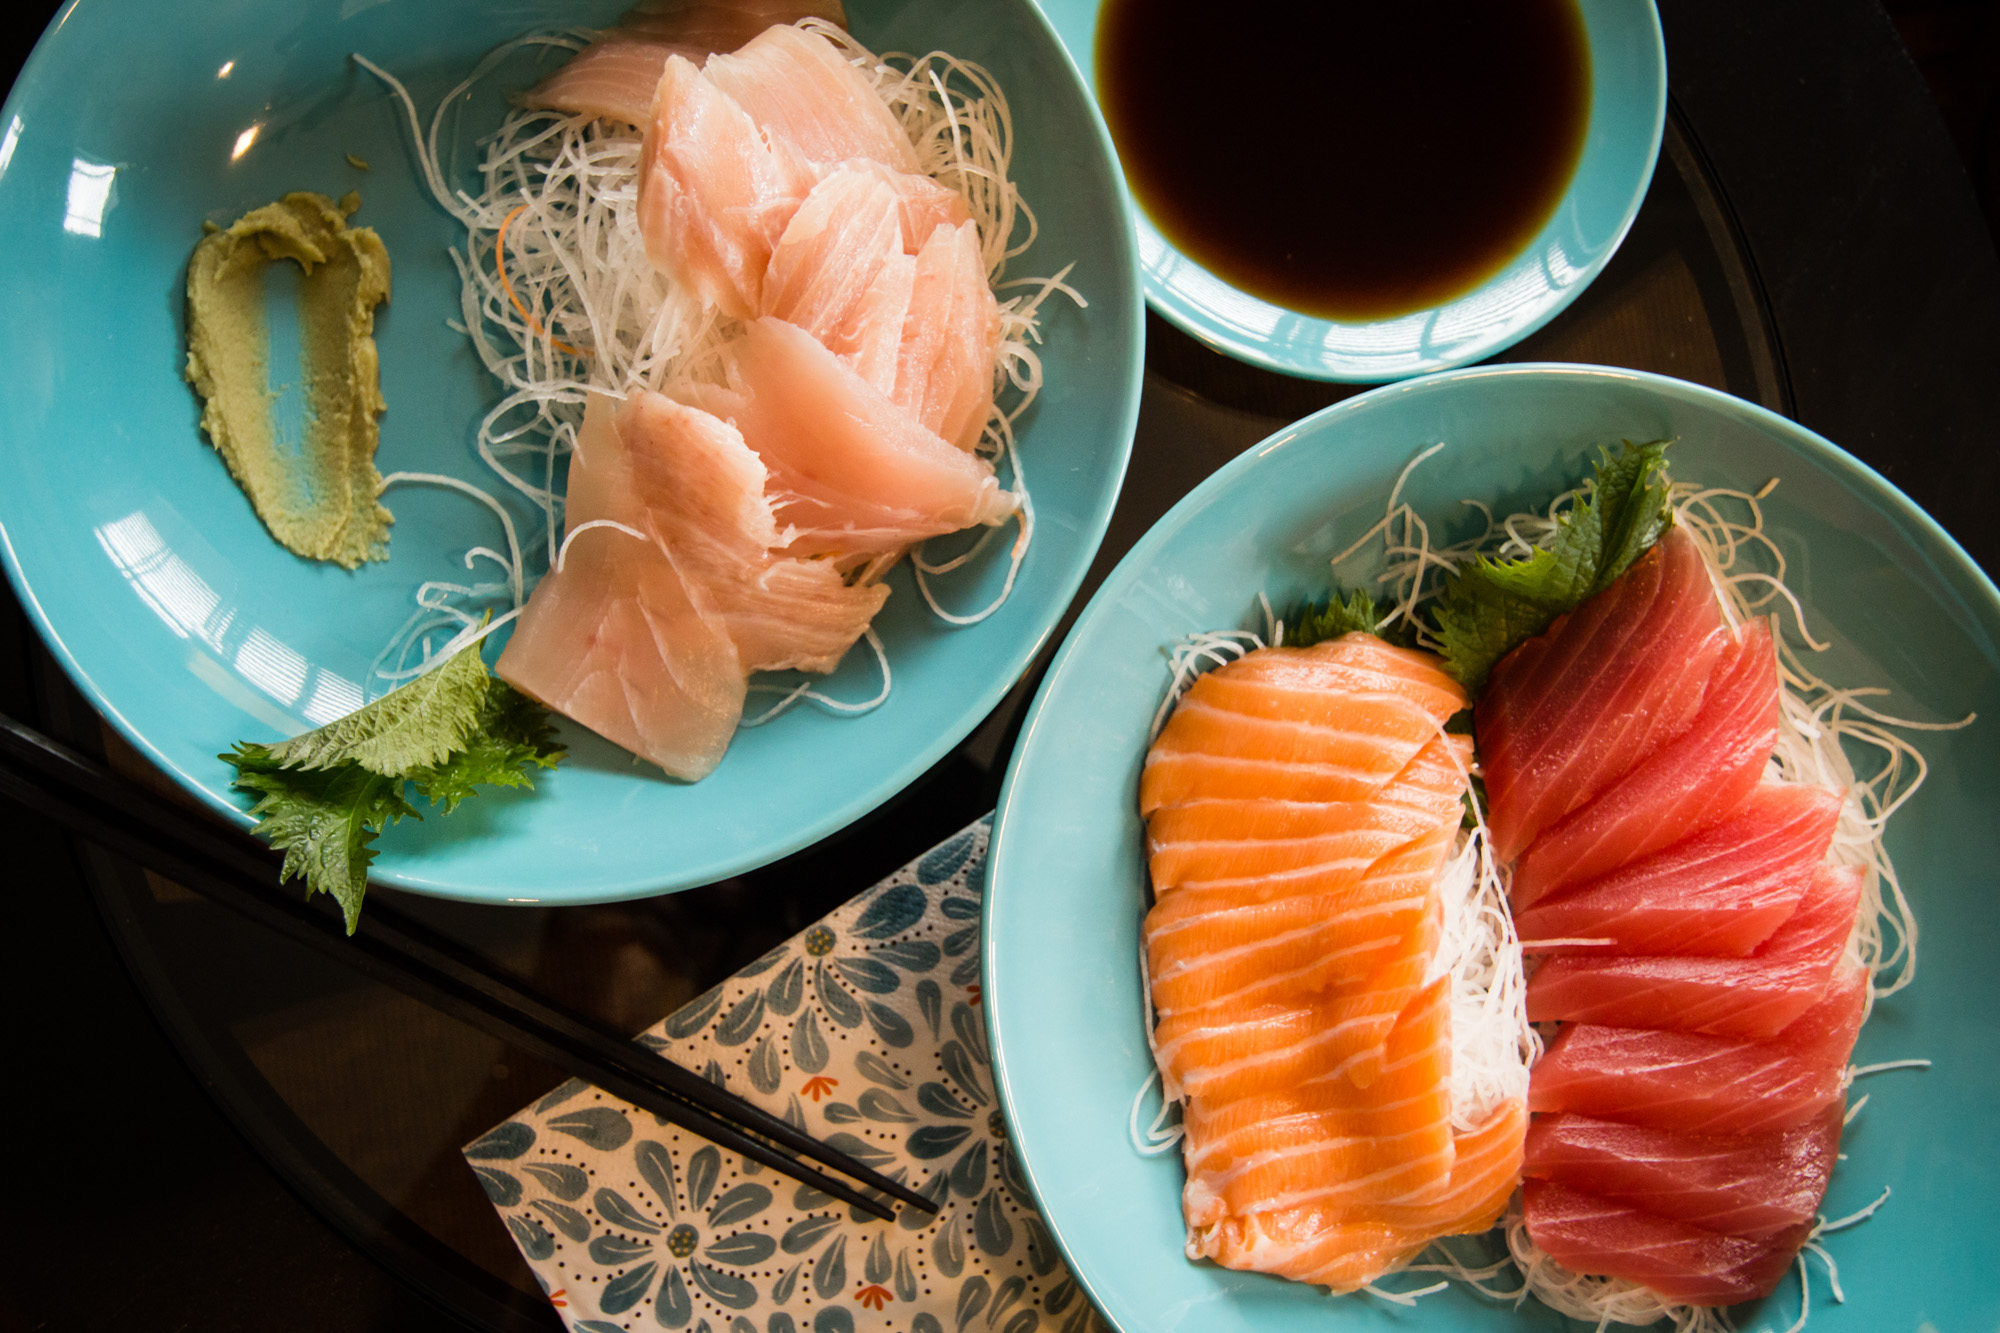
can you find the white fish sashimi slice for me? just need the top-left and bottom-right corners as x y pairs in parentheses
(685, 316), (1016, 558)
(640, 55), (817, 318)
(613, 390), (890, 673)
(894, 220), (1001, 451)
(495, 399), (745, 781)
(835, 157), (973, 253)
(845, 250), (916, 395)
(526, 2), (848, 126)
(497, 530), (745, 780)
(619, 0), (847, 43)
(762, 161), (974, 394)
(703, 23), (920, 175)
(763, 166), (907, 361)
(527, 39), (689, 127)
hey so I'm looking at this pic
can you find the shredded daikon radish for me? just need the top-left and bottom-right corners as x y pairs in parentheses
(1426, 816), (1538, 1133)
(355, 22), (1076, 700)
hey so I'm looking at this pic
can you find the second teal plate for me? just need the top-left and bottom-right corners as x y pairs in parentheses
(986, 365), (2000, 1330)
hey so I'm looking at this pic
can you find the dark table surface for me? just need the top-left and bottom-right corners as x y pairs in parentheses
(5, 2), (1999, 1331)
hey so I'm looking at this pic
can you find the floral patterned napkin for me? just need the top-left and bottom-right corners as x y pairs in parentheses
(464, 817), (1107, 1333)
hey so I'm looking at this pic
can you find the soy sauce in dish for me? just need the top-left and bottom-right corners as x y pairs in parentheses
(1095, 0), (1592, 322)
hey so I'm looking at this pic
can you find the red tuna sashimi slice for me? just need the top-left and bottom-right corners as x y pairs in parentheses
(703, 23), (920, 175)
(1523, 1107), (1843, 1241)
(1526, 863), (1863, 1037)
(1513, 781), (1840, 957)
(496, 401), (745, 779)
(1479, 528), (1730, 864)
(894, 220), (1001, 451)
(1510, 619), (1781, 909)
(639, 56), (817, 318)
(1522, 1179), (1811, 1307)
(524, 4), (847, 125)
(600, 390), (889, 672)
(1527, 963), (1866, 1135)
(683, 317), (1015, 556)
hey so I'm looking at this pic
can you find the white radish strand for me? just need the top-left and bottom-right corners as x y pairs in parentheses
(354, 25), (1076, 700)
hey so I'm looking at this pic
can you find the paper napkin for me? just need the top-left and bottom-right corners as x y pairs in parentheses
(464, 817), (1107, 1333)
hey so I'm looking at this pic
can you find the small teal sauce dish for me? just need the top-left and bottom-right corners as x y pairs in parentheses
(0, 0), (1142, 903)
(985, 365), (2000, 1331)
(1034, 0), (1666, 382)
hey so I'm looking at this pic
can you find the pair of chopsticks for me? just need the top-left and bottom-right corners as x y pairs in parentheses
(0, 714), (935, 1223)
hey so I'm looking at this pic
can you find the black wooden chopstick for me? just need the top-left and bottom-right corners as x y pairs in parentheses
(0, 716), (934, 1220)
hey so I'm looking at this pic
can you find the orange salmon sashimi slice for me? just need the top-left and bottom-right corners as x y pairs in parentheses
(1141, 636), (1523, 1293)
(1180, 977), (1457, 1230)
(1140, 638), (1469, 813)
(1202, 1096), (1528, 1294)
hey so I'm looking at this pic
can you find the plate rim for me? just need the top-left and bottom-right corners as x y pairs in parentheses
(0, 0), (1147, 904)
(981, 360), (2000, 1328)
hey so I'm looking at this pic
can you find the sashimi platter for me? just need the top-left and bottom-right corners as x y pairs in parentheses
(986, 367), (2000, 1333)
(0, 0), (1141, 910)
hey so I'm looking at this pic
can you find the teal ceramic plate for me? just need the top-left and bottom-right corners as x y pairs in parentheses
(986, 366), (2000, 1330)
(1035, 0), (1665, 382)
(0, 0), (1141, 903)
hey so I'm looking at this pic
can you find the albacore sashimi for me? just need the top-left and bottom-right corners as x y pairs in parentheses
(526, 1), (849, 127)
(495, 389), (746, 780)
(487, 13), (1032, 778)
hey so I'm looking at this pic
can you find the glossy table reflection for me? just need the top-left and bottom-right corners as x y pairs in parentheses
(7, 0), (1999, 1329)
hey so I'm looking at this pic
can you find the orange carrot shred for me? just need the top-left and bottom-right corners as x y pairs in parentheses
(496, 204), (588, 358)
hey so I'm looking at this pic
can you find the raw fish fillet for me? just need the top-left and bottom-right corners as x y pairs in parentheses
(639, 55), (817, 318)
(1509, 619), (1780, 908)
(1222, 1097), (1527, 1294)
(894, 219), (1001, 450)
(495, 393), (745, 780)
(1525, 863), (1862, 1037)
(1142, 637), (1518, 1292)
(526, 3), (847, 126)
(1527, 963), (1867, 1136)
(1144, 740), (1470, 1038)
(683, 316), (1015, 556)
(1486, 525), (1868, 1309)
(1512, 782), (1841, 957)
(1182, 979), (1455, 1245)
(1523, 1107), (1843, 1240)
(704, 22), (920, 174)
(762, 165), (912, 371)
(1479, 528), (1730, 863)
(589, 390), (889, 673)
(1522, 1179), (1811, 1307)
(1140, 637), (1469, 811)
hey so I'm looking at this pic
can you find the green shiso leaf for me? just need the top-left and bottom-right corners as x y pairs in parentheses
(411, 679), (564, 815)
(262, 637), (491, 775)
(222, 637), (563, 931)
(1431, 440), (1674, 694)
(1283, 587), (1385, 648)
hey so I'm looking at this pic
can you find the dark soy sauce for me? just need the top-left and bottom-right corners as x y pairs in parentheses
(1096, 1), (1592, 322)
